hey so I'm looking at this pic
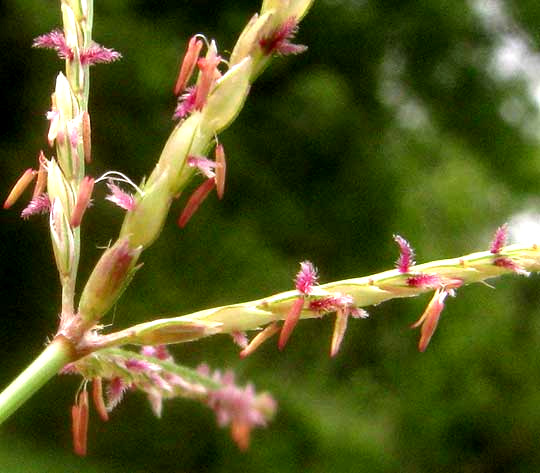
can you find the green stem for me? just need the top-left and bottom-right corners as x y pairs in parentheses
(0, 338), (74, 426)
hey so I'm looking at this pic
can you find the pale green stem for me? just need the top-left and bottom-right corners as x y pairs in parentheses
(0, 338), (74, 426)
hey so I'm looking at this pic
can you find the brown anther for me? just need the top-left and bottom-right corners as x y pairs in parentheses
(278, 297), (304, 350)
(194, 48), (221, 110)
(32, 152), (48, 199)
(214, 143), (226, 199)
(82, 111), (92, 163)
(71, 389), (89, 456)
(92, 377), (109, 422)
(70, 176), (94, 228)
(3, 168), (36, 209)
(177, 178), (216, 228)
(174, 36), (204, 96)
(240, 322), (281, 358)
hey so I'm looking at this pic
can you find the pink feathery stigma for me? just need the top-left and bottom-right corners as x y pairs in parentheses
(177, 178), (216, 228)
(231, 331), (248, 349)
(141, 345), (172, 361)
(295, 260), (318, 294)
(80, 43), (122, 65)
(105, 181), (135, 211)
(494, 257), (530, 276)
(394, 234), (415, 273)
(21, 193), (50, 219)
(490, 223), (508, 254)
(204, 369), (276, 451)
(308, 293), (367, 318)
(33, 30), (73, 60)
(406, 273), (441, 288)
(173, 86), (197, 120)
(106, 377), (130, 411)
(187, 155), (217, 178)
(259, 17), (308, 56)
(174, 36), (204, 96)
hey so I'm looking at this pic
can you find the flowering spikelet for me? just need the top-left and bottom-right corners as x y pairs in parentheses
(394, 234), (415, 273)
(278, 260), (319, 350)
(259, 17), (308, 56)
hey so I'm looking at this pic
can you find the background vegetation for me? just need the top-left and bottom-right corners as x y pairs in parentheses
(2, 0), (540, 471)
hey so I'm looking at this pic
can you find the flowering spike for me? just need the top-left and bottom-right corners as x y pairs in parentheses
(394, 234), (415, 273)
(177, 178), (216, 228)
(215, 144), (226, 200)
(240, 322), (281, 358)
(295, 260), (318, 294)
(21, 193), (51, 219)
(174, 36), (204, 96)
(330, 309), (349, 357)
(92, 377), (109, 422)
(4, 168), (36, 209)
(70, 176), (94, 228)
(105, 181), (135, 211)
(259, 17), (308, 56)
(71, 389), (89, 456)
(411, 288), (449, 352)
(490, 224), (508, 254)
(278, 297), (304, 350)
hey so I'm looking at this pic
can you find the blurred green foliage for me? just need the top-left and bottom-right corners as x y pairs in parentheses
(2, 0), (540, 471)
